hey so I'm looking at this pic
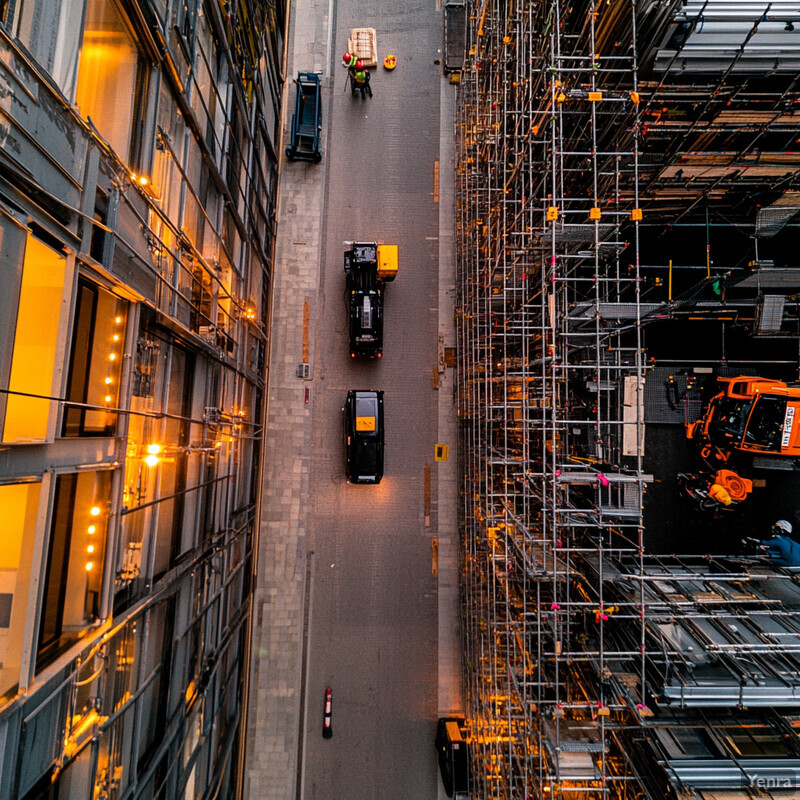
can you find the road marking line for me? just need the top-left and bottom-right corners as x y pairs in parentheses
(433, 160), (440, 203)
(324, 0), (334, 79)
(302, 299), (310, 363)
(424, 463), (431, 527)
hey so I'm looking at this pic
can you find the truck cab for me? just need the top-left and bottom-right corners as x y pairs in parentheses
(344, 242), (397, 358)
(687, 376), (800, 458)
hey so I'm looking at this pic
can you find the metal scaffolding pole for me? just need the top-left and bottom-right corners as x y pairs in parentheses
(456, 0), (800, 795)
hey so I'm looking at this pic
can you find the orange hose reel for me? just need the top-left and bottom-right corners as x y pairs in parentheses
(713, 469), (753, 502)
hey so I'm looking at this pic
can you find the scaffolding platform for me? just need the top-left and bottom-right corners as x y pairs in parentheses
(454, 0), (800, 796)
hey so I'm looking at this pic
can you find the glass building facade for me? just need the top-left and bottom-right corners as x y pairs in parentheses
(0, 0), (284, 797)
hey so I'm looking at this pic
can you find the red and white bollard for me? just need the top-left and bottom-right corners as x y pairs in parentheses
(322, 687), (333, 738)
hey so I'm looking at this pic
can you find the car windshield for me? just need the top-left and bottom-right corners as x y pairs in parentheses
(355, 395), (378, 428)
(706, 397), (750, 443)
(743, 395), (787, 450)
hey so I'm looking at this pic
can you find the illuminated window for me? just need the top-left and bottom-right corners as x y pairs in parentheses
(2, 234), (67, 444)
(0, 481), (41, 698)
(63, 279), (128, 437)
(74, 0), (151, 167)
(37, 471), (110, 670)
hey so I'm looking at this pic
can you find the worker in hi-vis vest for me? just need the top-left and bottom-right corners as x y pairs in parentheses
(353, 60), (372, 98)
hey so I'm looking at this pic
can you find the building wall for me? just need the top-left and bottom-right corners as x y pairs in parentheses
(0, 1), (284, 798)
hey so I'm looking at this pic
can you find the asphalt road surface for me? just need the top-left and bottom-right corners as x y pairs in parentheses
(301, 2), (445, 799)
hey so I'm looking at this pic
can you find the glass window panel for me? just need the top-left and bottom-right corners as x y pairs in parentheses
(3, 235), (67, 444)
(137, 602), (173, 776)
(14, 0), (83, 96)
(63, 280), (128, 437)
(153, 80), (186, 225)
(37, 471), (111, 670)
(74, 0), (139, 161)
(153, 346), (193, 574)
(152, 467), (178, 578)
(95, 623), (136, 792)
(0, 481), (41, 697)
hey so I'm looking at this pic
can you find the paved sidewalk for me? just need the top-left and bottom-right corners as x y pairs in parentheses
(243, 0), (330, 796)
(436, 78), (462, 723)
(244, 0), (462, 797)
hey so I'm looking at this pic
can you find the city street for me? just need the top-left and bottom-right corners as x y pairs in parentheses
(246, 0), (461, 797)
(303, 2), (450, 796)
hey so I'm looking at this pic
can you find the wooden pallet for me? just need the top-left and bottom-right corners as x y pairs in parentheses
(348, 28), (377, 68)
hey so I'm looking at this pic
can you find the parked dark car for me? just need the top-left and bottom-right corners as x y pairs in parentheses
(285, 72), (322, 163)
(343, 390), (384, 484)
(435, 717), (470, 798)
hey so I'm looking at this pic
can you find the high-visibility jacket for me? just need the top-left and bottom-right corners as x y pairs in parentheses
(354, 69), (367, 85)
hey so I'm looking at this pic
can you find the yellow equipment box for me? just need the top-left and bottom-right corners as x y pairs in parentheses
(377, 244), (398, 281)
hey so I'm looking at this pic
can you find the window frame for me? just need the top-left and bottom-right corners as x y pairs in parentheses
(1, 228), (75, 446)
(73, 0), (159, 174)
(61, 276), (129, 439)
(4, 0), (86, 97)
(33, 468), (114, 674)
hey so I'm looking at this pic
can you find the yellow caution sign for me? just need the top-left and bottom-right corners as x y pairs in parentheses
(435, 444), (449, 461)
(356, 416), (376, 431)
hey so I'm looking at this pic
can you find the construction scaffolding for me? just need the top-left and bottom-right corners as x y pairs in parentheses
(455, 0), (800, 797)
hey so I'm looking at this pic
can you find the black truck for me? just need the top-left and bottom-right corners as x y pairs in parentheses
(344, 241), (398, 358)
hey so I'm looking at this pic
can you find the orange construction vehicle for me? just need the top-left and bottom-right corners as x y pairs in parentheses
(687, 376), (800, 460)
